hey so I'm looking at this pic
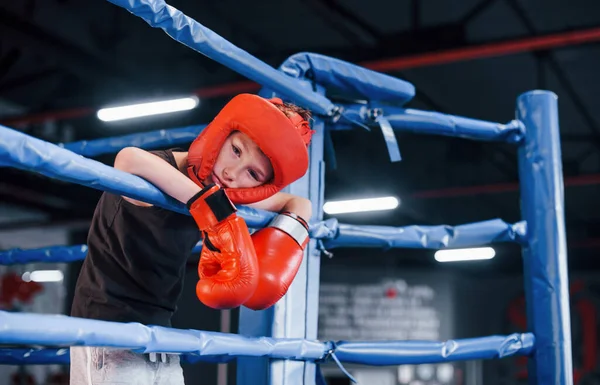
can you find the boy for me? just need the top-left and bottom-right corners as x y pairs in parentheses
(70, 94), (314, 384)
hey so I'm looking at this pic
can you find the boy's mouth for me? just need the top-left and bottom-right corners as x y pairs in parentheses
(212, 173), (227, 188)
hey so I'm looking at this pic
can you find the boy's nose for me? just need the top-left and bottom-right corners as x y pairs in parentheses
(222, 167), (236, 181)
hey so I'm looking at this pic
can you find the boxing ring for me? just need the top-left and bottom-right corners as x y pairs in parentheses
(0, 0), (571, 384)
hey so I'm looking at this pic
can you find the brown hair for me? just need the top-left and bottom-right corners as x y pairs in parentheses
(273, 102), (312, 123)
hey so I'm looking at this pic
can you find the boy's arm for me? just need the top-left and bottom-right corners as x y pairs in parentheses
(114, 147), (201, 206)
(115, 147), (260, 309)
(246, 192), (312, 222)
(115, 146), (313, 220)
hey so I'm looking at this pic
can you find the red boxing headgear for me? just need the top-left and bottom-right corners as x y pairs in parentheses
(187, 94), (313, 204)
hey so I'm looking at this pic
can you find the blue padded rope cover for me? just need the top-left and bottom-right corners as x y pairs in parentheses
(0, 245), (88, 264)
(0, 219), (525, 264)
(317, 218), (526, 249)
(385, 108), (525, 143)
(0, 125), (274, 228)
(105, 0), (335, 116)
(0, 348), (229, 365)
(0, 311), (326, 361)
(0, 242), (204, 265)
(333, 333), (535, 365)
(0, 312), (534, 365)
(0, 348), (70, 365)
(279, 53), (415, 105)
(60, 124), (206, 158)
(335, 104), (525, 143)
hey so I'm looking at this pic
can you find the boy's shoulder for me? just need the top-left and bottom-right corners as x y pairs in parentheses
(150, 148), (186, 168)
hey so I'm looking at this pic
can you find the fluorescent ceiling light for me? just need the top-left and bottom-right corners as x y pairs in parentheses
(97, 97), (199, 122)
(434, 247), (496, 262)
(323, 196), (399, 214)
(22, 270), (64, 283)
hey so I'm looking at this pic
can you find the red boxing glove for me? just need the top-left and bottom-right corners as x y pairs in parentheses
(187, 184), (259, 309)
(244, 212), (310, 310)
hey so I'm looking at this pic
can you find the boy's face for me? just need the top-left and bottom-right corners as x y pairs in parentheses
(203, 131), (274, 189)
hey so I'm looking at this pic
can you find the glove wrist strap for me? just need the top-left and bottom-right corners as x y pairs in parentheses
(187, 184), (236, 230)
(269, 213), (310, 248)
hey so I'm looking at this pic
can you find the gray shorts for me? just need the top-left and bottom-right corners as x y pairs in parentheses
(70, 347), (185, 385)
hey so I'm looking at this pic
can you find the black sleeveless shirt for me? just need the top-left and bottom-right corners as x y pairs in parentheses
(71, 149), (200, 327)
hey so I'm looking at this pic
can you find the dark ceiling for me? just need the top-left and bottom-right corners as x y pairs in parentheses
(1, 0), (600, 274)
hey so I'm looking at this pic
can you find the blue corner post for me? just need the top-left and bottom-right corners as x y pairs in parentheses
(516, 91), (573, 385)
(236, 113), (326, 384)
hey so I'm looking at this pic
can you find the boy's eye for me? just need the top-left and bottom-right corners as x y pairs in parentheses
(248, 170), (259, 181)
(232, 145), (240, 156)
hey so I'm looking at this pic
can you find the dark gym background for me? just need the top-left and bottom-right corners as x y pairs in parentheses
(1, 0), (600, 384)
